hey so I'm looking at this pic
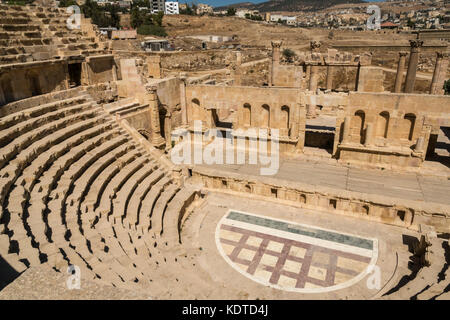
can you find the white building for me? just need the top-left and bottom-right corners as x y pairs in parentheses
(165, 1), (179, 15)
(236, 9), (259, 18)
(270, 14), (297, 25)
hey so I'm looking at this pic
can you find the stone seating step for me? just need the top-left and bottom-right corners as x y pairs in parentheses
(138, 176), (172, 231)
(161, 186), (200, 244)
(124, 168), (165, 227)
(80, 148), (142, 224)
(0, 11), (30, 19)
(48, 134), (130, 209)
(0, 37), (52, 47)
(390, 238), (446, 299)
(0, 24), (41, 32)
(2, 113), (105, 207)
(0, 18), (31, 25)
(149, 184), (181, 238)
(0, 104), (99, 171)
(65, 142), (136, 217)
(0, 111), (104, 215)
(32, 123), (117, 204)
(23, 120), (114, 194)
(0, 31), (43, 39)
(0, 53), (32, 64)
(0, 87), (88, 117)
(95, 155), (148, 217)
(0, 96), (93, 142)
(416, 241), (450, 300)
(112, 162), (157, 221)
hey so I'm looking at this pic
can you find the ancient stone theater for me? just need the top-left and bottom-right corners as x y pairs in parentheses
(0, 2), (449, 300)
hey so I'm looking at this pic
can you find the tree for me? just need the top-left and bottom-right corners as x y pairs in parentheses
(58, 0), (77, 7)
(81, 0), (120, 28)
(137, 24), (167, 36)
(131, 7), (144, 29)
(153, 11), (164, 27)
(444, 79), (450, 95)
(282, 48), (296, 63)
(226, 8), (236, 16)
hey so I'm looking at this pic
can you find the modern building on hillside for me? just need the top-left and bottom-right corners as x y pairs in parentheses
(196, 3), (213, 15)
(165, 1), (179, 15)
(151, 0), (165, 13)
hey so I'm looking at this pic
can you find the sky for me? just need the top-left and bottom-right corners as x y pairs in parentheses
(182, 0), (385, 8)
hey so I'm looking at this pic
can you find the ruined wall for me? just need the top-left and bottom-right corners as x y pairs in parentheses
(154, 77), (183, 140)
(113, 49), (268, 72)
(86, 55), (117, 84)
(356, 67), (385, 92)
(336, 92), (450, 168)
(185, 85), (302, 131)
(192, 166), (450, 232)
(272, 64), (303, 88)
(0, 60), (68, 106)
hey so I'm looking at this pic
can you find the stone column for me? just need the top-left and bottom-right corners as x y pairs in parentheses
(404, 40), (423, 93)
(342, 116), (352, 143)
(147, 55), (161, 79)
(233, 51), (242, 86)
(394, 52), (407, 93)
(430, 52), (449, 95)
(290, 104), (300, 139)
(112, 63), (117, 82)
(179, 74), (188, 125)
(364, 123), (374, 146)
(236, 50), (242, 66)
(309, 65), (319, 92)
(81, 62), (90, 86)
(62, 61), (71, 89)
(415, 136), (424, 153)
(270, 41), (282, 86)
(146, 85), (165, 148)
(310, 40), (321, 53)
(326, 65), (334, 90)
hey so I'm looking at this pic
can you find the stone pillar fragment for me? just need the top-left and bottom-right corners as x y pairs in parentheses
(430, 52), (449, 95)
(342, 116), (352, 143)
(146, 85), (165, 148)
(179, 74), (187, 125)
(309, 65), (319, 92)
(147, 55), (161, 79)
(394, 52), (407, 93)
(270, 41), (282, 86)
(364, 123), (374, 146)
(290, 104), (300, 139)
(233, 51), (242, 86)
(326, 65), (334, 90)
(404, 40), (423, 93)
(415, 136), (425, 153)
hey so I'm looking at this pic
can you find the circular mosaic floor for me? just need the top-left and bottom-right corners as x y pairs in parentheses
(215, 210), (379, 293)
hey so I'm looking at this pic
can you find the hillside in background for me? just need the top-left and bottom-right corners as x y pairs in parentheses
(215, 0), (366, 12)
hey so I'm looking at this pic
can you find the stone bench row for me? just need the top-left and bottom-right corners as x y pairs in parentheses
(0, 87), (87, 118)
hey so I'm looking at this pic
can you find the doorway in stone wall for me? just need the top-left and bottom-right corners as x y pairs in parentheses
(68, 63), (82, 87)
(304, 116), (336, 157)
(425, 126), (450, 169)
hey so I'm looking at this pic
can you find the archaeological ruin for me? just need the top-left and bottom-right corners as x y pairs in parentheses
(0, 3), (449, 301)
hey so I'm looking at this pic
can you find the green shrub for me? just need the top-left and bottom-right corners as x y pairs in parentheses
(444, 79), (450, 95)
(58, 0), (77, 7)
(137, 24), (167, 37)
